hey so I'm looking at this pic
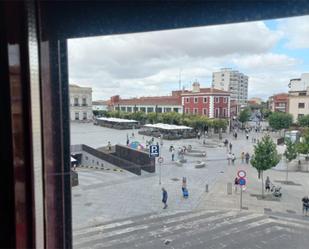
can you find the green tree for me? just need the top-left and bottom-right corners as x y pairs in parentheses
(261, 108), (272, 119)
(297, 128), (309, 171)
(268, 112), (293, 131)
(250, 135), (281, 197)
(239, 108), (251, 128)
(283, 138), (297, 182)
(298, 115), (309, 127)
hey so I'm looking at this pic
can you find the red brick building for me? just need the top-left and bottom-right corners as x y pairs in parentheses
(181, 82), (230, 118)
(268, 93), (289, 113)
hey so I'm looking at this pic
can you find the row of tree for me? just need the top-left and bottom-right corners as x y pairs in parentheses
(94, 110), (229, 131)
(251, 128), (309, 197)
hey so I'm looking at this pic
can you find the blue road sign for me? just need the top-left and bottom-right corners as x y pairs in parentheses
(239, 178), (246, 186)
(149, 145), (160, 158)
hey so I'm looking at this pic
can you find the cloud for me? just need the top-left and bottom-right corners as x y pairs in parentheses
(277, 15), (309, 49)
(68, 18), (303, 101)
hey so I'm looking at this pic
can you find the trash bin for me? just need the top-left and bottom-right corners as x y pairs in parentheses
(227, 182), (232, 195)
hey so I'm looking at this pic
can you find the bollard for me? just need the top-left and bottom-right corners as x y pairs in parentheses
(205, 184), (209, 192)
(227, 182), (232, 195)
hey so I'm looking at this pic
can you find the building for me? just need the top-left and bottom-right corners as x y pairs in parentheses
(268, 93), (289, 113)
(181, 82), (230, 118)
(288, 73), (309, 91)
(248, 97), (262, 106)
(288, 74), (309, 122)
(212, 68), (248, 105)
(92, 100), (110, 111)
(110, 95), (183, 114)
(69, 84), (92, 121)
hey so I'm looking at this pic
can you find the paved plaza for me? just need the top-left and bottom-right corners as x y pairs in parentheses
(71, 123), (309, 248)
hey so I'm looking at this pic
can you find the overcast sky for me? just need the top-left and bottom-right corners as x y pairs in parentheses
(68, 15), (309, 101)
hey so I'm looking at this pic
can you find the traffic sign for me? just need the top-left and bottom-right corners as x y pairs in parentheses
(158, 157), (164, 164)
(237, 170), (246, 178)
(239, 178), (246, 186)
(149, 145), (159, 158)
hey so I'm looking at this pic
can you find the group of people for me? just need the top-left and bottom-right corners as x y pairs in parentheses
(161, 177), (189, 209)
(227, 151), (250, 165)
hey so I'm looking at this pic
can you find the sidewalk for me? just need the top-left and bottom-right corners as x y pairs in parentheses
(196, 160), (309, 215)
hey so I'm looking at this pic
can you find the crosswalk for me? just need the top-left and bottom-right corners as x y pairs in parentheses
(73, 209), (309, 249)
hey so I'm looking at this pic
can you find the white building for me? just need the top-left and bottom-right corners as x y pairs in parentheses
(92, 100), (110, 111)
(69, 84), (92, 121)
(212, 68), (248, 105)
(288, 74), (309, 122)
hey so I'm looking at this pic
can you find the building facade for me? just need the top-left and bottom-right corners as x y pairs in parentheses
(268, 93), (289, 113)
(181, 82), (230, 118)
(110, 95), (183, 114)
(69, 84), (92, 121)
(212, 68), (248, 105)
(289, 89), (309, 122)
(288, 73), (309, 91)
(92, 100), (110, 111)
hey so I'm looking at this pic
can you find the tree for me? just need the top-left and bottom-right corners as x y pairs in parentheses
(298, 115), (309, 127)
(239, 108), (251, 128)
(250, 135), (281, 197)
(297, 128), (309, 171)
(283, 138), (297, 182)
(268, 112), (293, 131)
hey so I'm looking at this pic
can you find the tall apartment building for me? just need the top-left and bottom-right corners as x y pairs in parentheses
(288, 74), (309, 122)
(69, 84), (93, 121)
(212, 68), (248, 105)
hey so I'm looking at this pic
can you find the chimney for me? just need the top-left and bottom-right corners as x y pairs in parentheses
(192, 81), (200, 93)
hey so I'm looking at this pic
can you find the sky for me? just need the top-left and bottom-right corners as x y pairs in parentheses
(68, 15), (309, 101)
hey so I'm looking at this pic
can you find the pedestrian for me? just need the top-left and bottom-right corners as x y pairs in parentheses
(171, 147), (175, 161)
(265, 176), (271, 192)
(241, 152), (245, 163)
(234, 177), (239, 193)
(182, 177), (188, 198)
(229, 142), (232, 152)
(162, 188), (168, 209)
(107, 141), (112, 151)
(302, 196), (309, 216)
(132, 132), (135, 138)
(245, 152), (250, 164)
(235, 132), (237, 139)
(231, 153), (236, 165)
(197, 131), (201, 140)
(246, 134), (249, 140)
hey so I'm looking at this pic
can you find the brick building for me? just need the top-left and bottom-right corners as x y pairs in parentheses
(268, 93), (289, 113)
(181, 82), (230, 118)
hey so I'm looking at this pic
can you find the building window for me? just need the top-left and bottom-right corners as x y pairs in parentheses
(127, 107), (132, 112)
(165, 107), (171, 112)
(203, 108), (207, 115)
(147, 107), (154, 113)
(194, 97), (198, 103)
(173, 108), (179, 113)
(194, 108), (198, 114)
(223, 97), (227, 103)
(215, 97), (219, 103)
(223, 108), (226, 117)
(203, 97), (208, 103)
(299, 92), (306, 96)
(215, 108), (219, 117)
(157, 107), (162, 113)
(298, 103), (305, 108)
(75, 112), (79, 120)
(83, 112), (87, 120)
(186, 97), (190, 103)
(82, 98), (87, 106)
(74, 97), (79, 106)
(140, 107), (146, 112)
(298, 114), (304, 119)
(185, 108), (189, 114)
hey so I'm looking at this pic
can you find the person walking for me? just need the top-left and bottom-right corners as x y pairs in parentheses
(229, 142), (232, 152)
(231, 153), (236, 165)
(246, 133), (249, 140)
(241, 152), (245, 164)
(265, 176), (271, 192)
(234, 177), (239, 193)
(107, 141), (112, 151)
(171, 147), (175, 161)
(302, 196), (309, 216)
(245, 152), (250, 164)
(162, 188), (168, 209)
(182, 177), (188, 198)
